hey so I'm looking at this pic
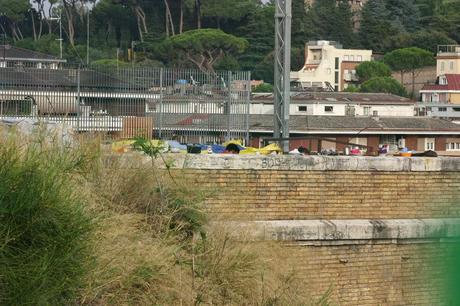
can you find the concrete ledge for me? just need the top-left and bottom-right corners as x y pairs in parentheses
(221, 218), (460, 242)
(161, 154), (460, 172)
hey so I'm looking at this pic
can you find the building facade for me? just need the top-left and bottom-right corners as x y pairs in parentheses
(251, 92), (414, 117)
(418, 45), (460, 121)
(290, 41), (372, 92)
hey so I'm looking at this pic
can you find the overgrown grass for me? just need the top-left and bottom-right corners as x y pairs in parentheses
(0, 131), (97, 305)
(0, 132), (329, 305)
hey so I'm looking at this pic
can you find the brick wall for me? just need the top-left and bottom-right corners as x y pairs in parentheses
(286, 241), (448, 305)
(158, 155), (460, 305)
(185, 170), (460, 220)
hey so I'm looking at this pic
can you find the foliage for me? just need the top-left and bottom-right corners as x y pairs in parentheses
(359, 0), (397, 52)
(154, 29), (248, 73)
(253, 83), (273, 93)
(0, 131), (95, 305)
(384, 47), (434, 72)
(343, 85), (360, 93)
(308, 0), (355, 48)
(1, 0), (459, 79)
(360, 76), (407, 96)
(355, 61), (392, 82)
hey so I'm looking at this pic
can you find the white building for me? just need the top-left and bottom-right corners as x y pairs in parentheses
(290, 41), (372, 91)
(251, 92), (415, 117)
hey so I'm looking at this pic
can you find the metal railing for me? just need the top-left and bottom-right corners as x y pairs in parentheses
(0, 65), (251, 143)
(437, 45), (460, 54)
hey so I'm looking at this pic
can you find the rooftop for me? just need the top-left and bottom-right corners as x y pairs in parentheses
(0, 45), (66, 63)
(421, 74), (460, 92)
(157, 114), (460, 133)
(251, 92), (413, 105)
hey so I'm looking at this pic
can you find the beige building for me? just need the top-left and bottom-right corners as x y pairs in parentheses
(290, 41), (372, 92)
(436, 45), (460, 76)
(418, 45), (460, 121)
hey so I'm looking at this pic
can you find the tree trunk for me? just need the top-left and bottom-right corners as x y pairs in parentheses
(400, 71), (404, 86)
(179, 0), (184, 34)
(30, 10), (37, 41)
(164, 0), (175, 36)
(63, 2), (75, 46)
(165, 10), (169, 37)
(133, 5), (148, 41)
(16, 25), (24, 40)
(137, 15), (144, 41)
(38, 18), (43, 39)
(196, 0), (201, 29)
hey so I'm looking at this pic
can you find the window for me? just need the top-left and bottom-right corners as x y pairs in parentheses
(344, 55), (349, 61)
(0, 61), (6, 68)
(350, 55), (355, 61)
(438, 107), (447, 112)
(335, 71), (339, 83)
(439, 76), (447, 85)
(441, 62), (445, 71)
(325, 106), (334, 112)
(446, 142), (460, 151)
(298, 106), (307, 112)
(373, 110), (379, 117)
(363, 106), (371, 116)
(335, 57), (339, 69)
(425, 138), (435, 151)
(450, 61), (454, 70)
(453, 108), (460, 112)
(334, 85), (339, 91)
(344, 69), (349, 75)
(357, 55), (362, 61)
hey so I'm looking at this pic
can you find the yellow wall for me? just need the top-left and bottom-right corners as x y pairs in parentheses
(450, 93), (460, 104)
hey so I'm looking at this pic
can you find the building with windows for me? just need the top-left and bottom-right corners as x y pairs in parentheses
(418, 45), (460, 121)
(251, 92), (414, 117)
(290, 41), (372, 92)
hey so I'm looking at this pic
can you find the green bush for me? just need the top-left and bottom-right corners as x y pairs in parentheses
(360, 76), (407, 97)
(253, 83), (273, 93)
(0, 133), (94, 305)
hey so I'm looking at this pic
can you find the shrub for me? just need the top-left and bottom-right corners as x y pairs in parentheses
(253, 83), (274, 93)
(0, 132), (95, 305)
(360, 76), (407, 97)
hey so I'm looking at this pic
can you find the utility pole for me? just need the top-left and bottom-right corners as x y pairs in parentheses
(274, 0), (292, 153)
(50, 12), (63, 59)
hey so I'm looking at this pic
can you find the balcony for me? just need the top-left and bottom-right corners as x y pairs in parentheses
(437, 45), (460, 56)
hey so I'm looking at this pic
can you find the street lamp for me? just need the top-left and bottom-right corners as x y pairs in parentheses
(49, 12), (63, 59)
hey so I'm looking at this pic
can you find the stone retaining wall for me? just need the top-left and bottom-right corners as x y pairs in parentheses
(136, 154), (460, 305)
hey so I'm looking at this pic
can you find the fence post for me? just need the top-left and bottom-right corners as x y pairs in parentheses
(227, 71), (232, 141)
(245, 71), (251, 146)
(159, 68), (164, 139)
(77, 65), (81, 132)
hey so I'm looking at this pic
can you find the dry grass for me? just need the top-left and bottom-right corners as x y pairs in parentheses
(80, 152), (330, 306)
(0, 129), (329, 305)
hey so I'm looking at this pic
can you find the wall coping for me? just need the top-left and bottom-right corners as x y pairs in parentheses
(220, 218), (460, 242)
(159, 154), (460, 172)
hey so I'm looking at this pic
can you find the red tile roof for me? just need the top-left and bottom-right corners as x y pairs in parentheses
(421, 74), (460, 91)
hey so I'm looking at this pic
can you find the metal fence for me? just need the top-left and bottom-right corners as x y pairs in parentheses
(0, 64), (251, 144)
